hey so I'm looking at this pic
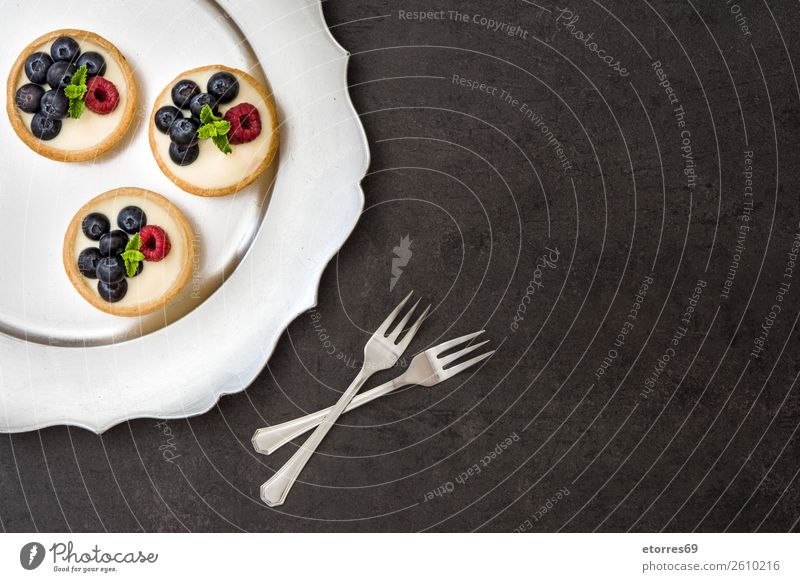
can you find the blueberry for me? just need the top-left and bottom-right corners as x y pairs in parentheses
(75, 51), (106, 77)
(24, 52), (53, 84)
(154, 105), (182, 134)
(50, 36), (81, 63)
(39, 89), (69, 119)
(169, 117), (200, 146)
(169, 142), (200, 166)
(81, 213), (110, 240)
(99, 229), (129, 257)
(95, 255), (125, 284)
(189, 92), (219, 119)
(77, 248), (103, 279)
(117, 206), (147, 234)
(46, 61), (77, 90)
(30, 113), (61, 140)
(97, 279), (128, 303)
(171, 79), (200, 109)
(15, 84), (44, 114)
(207, 71), (239, 104)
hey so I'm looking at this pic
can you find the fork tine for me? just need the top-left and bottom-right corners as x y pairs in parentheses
(442, 350), (495, 377)
(431, 330), (485, 355)
(375, 291), (413, 335)
(439, 340), (491, 366)
(397, 304), (430, 349)
(388, 299), (420, 341)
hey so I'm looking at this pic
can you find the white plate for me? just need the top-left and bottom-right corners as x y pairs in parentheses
(0, 0), (368, 432)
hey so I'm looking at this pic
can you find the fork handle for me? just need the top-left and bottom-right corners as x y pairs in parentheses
(260, 368), (371, 506)
(252, 377), (406, 455)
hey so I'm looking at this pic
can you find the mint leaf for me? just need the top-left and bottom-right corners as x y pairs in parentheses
(197, 104), (233, 155)
(199, 104), (219, 125)
(215, 119), (231, 135)
(64, 85), (84, 99)
(126, 233), (141, 251)
(68, 98), (85, 119)
(211, 134), (232, 155)
(71, 65), (87, 88)
(64, 65), (89, 119)
(121, 233), (144, 278)
(197, 125), (216, 140)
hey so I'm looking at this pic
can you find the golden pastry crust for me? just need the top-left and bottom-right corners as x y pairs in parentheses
(148, 65), (279, 197)
(63, 187), (195, 317)
(6, 29), (138, 163)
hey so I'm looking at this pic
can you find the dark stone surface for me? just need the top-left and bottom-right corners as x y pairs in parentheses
(1, 0), (799, 532)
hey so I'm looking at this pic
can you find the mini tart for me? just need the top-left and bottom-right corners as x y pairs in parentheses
(6, 29), (138, 163)
(63, 188), (195, 317)
(149, 65), (279, 197)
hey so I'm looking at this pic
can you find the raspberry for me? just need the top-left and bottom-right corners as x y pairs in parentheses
(85, 76), (120, 115)
(224, 103), (262, 145)
(139, 226), (171, 262)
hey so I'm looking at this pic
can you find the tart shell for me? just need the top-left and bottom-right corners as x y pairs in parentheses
(148, 65), (279, 197)
(63, 187), (195, 317)
(6, 29), (138, 163)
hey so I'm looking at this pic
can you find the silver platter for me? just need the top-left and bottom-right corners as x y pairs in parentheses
(0, 0), (368, 432)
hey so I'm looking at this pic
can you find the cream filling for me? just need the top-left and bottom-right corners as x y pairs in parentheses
(15, 37), (128, 151)
(72, 195), (186, 308)
(153, 70), (274, 190)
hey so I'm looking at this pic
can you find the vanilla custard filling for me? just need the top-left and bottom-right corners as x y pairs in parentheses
(15, 38), (128, 151)
(72, 195), (187, 309)
(153, 70), (274, 190)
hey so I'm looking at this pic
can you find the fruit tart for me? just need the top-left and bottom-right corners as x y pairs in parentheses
(149, 65), (278, 197)
(6, 29), (137, 162)
(63, 188), (195, 316)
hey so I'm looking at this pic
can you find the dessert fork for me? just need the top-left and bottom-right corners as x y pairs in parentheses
(252, 331), (493, 455)
(260, 292), (429, 506)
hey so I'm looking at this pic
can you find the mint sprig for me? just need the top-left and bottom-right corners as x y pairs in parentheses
(64, 65), (88, 119)
(197, 104), (232, 154)
(121, 233), (145, 278)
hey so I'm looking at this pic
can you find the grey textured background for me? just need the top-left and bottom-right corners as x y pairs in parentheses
(1, 0), (799, 532)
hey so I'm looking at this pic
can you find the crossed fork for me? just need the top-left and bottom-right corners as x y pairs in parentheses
(256, 292), (494, 506)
